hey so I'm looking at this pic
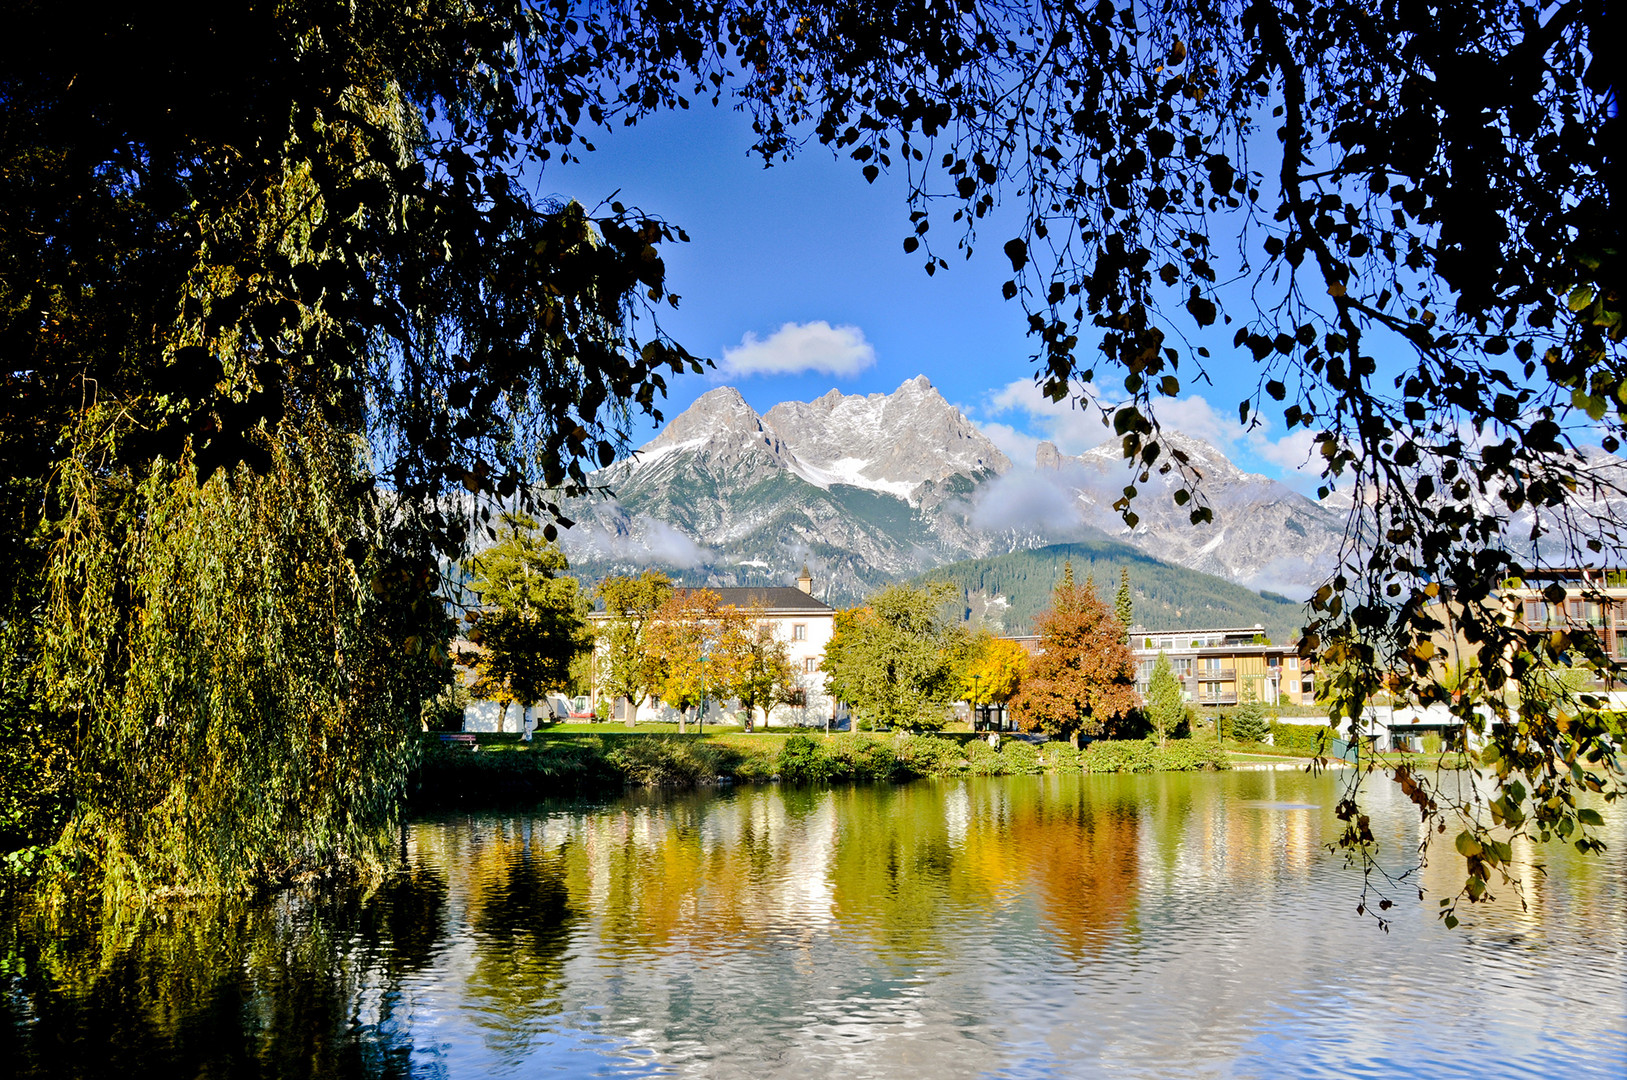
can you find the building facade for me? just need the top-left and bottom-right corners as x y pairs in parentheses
(589, 566), (842, 726)
(1129, 624), (1313, 707)
(1504, 568), (1627, 665)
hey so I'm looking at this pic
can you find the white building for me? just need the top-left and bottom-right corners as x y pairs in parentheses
(590, 566), (843, 727)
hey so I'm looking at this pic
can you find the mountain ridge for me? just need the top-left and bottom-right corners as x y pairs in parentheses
(558, 376), (1346, 607)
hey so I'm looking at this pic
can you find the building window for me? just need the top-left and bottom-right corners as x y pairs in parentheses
(804, 657), (818, 673)
(792, 623), (807, 641)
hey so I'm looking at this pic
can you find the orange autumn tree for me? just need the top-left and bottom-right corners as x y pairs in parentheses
(1010, 562), (1138, 744)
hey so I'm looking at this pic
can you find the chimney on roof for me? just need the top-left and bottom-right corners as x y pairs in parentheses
(796, 564), (813, 594)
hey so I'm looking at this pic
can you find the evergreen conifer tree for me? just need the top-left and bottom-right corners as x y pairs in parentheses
(1230, 686), (1270, 744)
(1145, 652), (1185, 747)
(1114, 568), (1133, 640)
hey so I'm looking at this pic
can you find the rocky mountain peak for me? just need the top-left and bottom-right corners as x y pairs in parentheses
(1073, 430), (1258, 484)
(1035, 441), (1064, 471)
(760, 377), (1011, 499)
(644, 386), (762, 450)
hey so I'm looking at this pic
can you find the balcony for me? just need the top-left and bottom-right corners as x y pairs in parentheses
(1193, 693), (1239, 706)
(1181, 669), (1236, 682)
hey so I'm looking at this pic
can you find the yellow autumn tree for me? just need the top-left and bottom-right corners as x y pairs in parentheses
(959, 634), (1028, 726)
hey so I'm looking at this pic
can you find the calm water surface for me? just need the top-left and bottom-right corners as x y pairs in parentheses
(3, 770), (1624, 1079)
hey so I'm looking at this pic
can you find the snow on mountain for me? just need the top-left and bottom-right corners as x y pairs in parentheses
(762, 375), (1011, 500)
(1023, 431), (1348, 597)
(560, 378), (1017, 600)
(554, 380), (1626, 606)
(561, 378), (1348, 602)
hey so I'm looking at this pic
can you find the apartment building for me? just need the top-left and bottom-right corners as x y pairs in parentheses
(1504, 568), (1627, 664)
(1129, 623), (1313, 707)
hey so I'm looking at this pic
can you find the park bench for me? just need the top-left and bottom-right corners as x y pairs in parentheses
(437, 732), (479, 749)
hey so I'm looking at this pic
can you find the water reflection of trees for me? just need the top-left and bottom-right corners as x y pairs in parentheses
(465, 844), (576, 1061)
(1005, 781), (1143, 959)
(586, 788), (840, 956)
(0, 866), (451, 1079)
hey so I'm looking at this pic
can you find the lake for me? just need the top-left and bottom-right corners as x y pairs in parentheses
(3, 770), (1623, 1078)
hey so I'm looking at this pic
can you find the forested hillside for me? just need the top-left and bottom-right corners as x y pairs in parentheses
(912, 542), (1309, 644)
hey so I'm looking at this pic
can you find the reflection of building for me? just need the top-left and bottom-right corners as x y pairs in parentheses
(589, 566), (841, 726)
(1129, 624), (1313, 706)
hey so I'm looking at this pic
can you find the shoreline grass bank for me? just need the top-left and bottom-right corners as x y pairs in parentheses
(410, 729), (1235, 805)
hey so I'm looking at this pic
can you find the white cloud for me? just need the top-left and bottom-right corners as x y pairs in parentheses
(1248, 426), (1321, 475)
(1156, 395), (1239, 450)
(721, 321), (876, 378)
(564, 515), (713, 569)
(975, 375), (1348, 495)
(977, 378), (1116, 457)
(964, 468), (1087, 533)
(976, 420), (1044, 467)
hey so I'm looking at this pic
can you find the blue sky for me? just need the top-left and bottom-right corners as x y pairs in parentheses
(542, 104), (1329, 490)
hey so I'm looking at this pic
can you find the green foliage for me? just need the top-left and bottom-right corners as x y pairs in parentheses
(1269, 722), (1334, 753)
(414, 736), (619, 802)
(1080, 739), (1229, 774)
(1230, 690), (1270, 744)
(893, 734), (968, 776)
(1114, 567), (1134, 637)
(593, 571), (675, 713)
(415, 728), (1235, 800)
(822, 583), (968, 732)
(1042, 741), (1085, 773)
(463, 515), (588, 709)
(604, 737), (733, 788)
(723, 614), (795, 726)
(914, 543), (1304, 644)
(998, 740), (1043, 775)
(1145, 652), (1186, 746)
(35, 425), (452, 896)
(777, 735), (835, 784)
(1, 2), (695, 895)
(965, 741), (1006, 776)
(423, 682), (473, 733)
(0, 616), (71, 885)
(823, 734), (904, 782)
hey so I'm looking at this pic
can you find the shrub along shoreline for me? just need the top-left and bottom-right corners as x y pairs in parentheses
(410, 730), (1230, 805)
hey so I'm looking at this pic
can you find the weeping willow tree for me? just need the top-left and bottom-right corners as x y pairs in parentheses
(39, 413), (449, 895)
(0, 3), (695, 894)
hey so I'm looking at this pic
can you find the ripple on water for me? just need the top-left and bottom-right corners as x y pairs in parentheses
(2, 772), (1623, 1079)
